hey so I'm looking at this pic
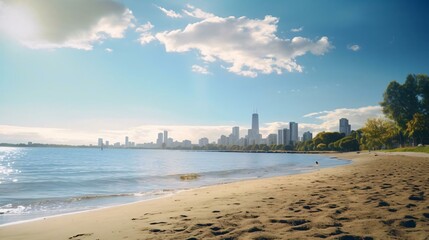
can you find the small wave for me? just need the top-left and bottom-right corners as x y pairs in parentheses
(0, 204), (27, 215)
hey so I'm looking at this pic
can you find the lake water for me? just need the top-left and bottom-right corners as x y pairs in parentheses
(0, 147), (349, 225)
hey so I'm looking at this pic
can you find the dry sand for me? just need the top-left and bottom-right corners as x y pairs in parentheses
(1, 151), (428, 240)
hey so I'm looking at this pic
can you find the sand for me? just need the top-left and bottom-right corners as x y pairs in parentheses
(1, 151), (428, 240)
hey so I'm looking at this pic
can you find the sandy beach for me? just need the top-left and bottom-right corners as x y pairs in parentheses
(1, 152), (428, 240)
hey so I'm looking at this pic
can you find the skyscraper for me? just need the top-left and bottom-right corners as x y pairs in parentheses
(267, 134), (277, 145)
(339, 118), (351, 136)
(278, 129), (284, 145)
(125, 136), (129, 147)
(303, 131), (313, 142)
(230, 126), (240, 145)
(249, 113), (260, 145)
(289, 122), (299, 144)
(232, 126), (240, 139)
(156, 132), (163, 147)
(283, 128), (290, 145)
(163, 130), (168, 146)
(98, 138), (103, 147)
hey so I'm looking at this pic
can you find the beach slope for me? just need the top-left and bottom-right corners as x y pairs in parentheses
(1, 152), (428, 239)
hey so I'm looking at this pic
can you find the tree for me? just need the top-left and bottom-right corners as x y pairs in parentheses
(362, 118), (397, 150)
(380, 74), (421, 130)
(338, 137), (360, 151)
(417, 74), (429, 115)
(316, 143), (327, 151)
(312, 132), (345, 146)
(406, 113), (429, 145)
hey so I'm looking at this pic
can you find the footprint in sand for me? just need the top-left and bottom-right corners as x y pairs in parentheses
(69, 233), (93, 239)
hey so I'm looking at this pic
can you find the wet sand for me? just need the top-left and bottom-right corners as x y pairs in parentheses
(1, 151), (428, 239)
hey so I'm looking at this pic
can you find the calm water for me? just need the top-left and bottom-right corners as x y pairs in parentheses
(0, 147), (349, 225)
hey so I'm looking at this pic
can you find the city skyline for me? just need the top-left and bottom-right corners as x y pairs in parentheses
(93, 114), (356, 148)
(1, 1), (427, 144)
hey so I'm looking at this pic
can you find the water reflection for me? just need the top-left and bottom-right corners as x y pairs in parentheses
(0, 147), (24, 184)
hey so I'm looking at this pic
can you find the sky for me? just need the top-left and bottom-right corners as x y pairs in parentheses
(0, 0), (428, 145)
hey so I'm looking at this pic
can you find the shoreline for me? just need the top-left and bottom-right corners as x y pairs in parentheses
(1, 151), (428, 239)
(0, 154), (350, 227)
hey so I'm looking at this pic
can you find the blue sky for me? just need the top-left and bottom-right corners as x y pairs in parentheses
(0, 0), (428, 144)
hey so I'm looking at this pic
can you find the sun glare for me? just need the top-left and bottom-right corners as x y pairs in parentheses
(0, 3), (39, 40)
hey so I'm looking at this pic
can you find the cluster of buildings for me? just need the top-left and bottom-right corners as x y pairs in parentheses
(96, 113), (352, 149)
(210, 113), (304, 147)
(97, 136), (137, 148)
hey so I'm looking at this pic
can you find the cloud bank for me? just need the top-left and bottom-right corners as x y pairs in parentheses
(0, 0), (135, 50)
(155, 6), (331, 78)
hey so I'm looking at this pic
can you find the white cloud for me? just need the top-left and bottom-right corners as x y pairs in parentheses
(156, 11), (331, 78)
(0, 0), (135, 50)
(136, 22), (155, 45)
(302, 105), (383, 133)
(262, 105), (383, 138)
(348, 44), (360, 51)
(291, 26), (303, 32)
(183, 4), (215, 19)
(191, 65), (211, 74)
(156, 5), (182, 18)
(105, 48), (113, 53)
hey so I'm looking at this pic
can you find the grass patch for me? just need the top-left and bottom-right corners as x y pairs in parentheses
(384, 146), (429, 153)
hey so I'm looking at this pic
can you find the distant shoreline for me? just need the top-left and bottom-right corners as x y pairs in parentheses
(0, 143), (342, 154)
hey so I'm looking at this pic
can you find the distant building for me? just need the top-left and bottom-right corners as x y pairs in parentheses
(303, 131), (313, 142)
(230, 126), (240, 145)
(199, 137), (209, 147)
(218, 135), (228, 145)
(163, 130), (168, 146)
(167, 137), (173, 147)
(98, 138), (103, 147)
(105, 141), (109, 147)
(277, 129), (284, 145)
(156, 133), (163, 147)
(248, 113), (260, 145)
(339, 118), (351, 136)
(125, 136), (129, 147)
(283, 128), (291, 146)
(114, 142), (121, 147)
(289, 122), (299, 144)
(267, 134), (277, 145)
(182, 140), (192, 148)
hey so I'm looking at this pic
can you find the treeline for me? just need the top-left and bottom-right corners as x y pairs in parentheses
(296, 131), (360, 152)
(191, 144), (294, 152)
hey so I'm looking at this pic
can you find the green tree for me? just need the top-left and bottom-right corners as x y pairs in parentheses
(316, 143), (327, 151)
(362, 118), (397, 150)
(338, 137), (360, 151)
(380, 74), (429, 132)
(380, 74), (420, 130)
(406, 113), (429, 145)
(417, 74), (429, 115)
(312, 132), (345, 146)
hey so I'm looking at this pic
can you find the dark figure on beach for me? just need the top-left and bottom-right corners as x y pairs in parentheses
(315, 161), (319, 165)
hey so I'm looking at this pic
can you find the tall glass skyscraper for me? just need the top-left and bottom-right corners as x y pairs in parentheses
(339, 118), (351, 136)
(289, 122), (298, 144)
(248, 113), (260, 145)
